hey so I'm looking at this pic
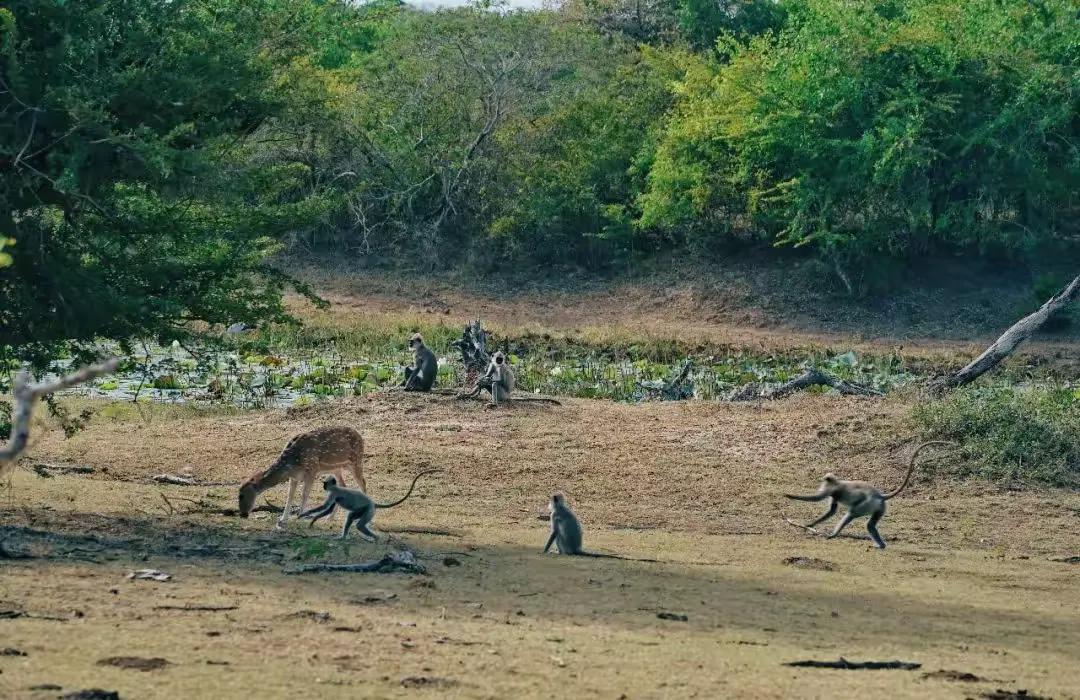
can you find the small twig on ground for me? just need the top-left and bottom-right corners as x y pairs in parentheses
(380, 526), (464, 538)
(284, 551), (427, 575)
(152, 474), (196, 486)
(29, 463), (95, 478)
(784, 658), (921, 671)
(784, 518), (825, 536)
(153, 605), (239, 612)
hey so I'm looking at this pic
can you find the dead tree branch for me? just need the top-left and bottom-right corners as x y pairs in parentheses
(638, 360), (694, 400)
(784, 658), (921, 671)
(932, 273), (1080, 391)
(1, 359), (119, 479)
(449, 319), (491, 376)
(283, 551), (427, 575)
(730, 368), (881, 401)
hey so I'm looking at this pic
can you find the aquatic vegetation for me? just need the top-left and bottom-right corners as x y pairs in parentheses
(36, 332), (919, 409)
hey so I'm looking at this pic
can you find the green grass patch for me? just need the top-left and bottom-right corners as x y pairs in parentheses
(913, 385), (1080, 488)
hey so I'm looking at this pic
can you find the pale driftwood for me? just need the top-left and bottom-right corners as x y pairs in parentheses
(151, 474), (196, 486)
(284, 551), (427, 575)
(0, 359), (120, 479)
(784, 517), (826, 537)
(731, 368), (881, 401)
(933, 273), (1079, 391)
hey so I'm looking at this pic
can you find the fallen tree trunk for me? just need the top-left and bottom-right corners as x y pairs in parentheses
(284, 551), (427, 575)
(784, 658), (921, 671)
(1, 359), (119, 480)
(931, 273), (1079, 391)
(730, 368), (881, 401)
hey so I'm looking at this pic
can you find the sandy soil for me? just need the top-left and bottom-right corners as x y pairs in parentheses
(290, 267), (1080, 372)
(2, 390), (1078, 699)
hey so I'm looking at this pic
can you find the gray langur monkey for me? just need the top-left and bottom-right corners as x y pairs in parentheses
(543, 493), (628, 559)
(298, 469), (440, 540)
(784, 441), (953, 549)
(402, 333), (437, 392)
(483, 351), (514, 405)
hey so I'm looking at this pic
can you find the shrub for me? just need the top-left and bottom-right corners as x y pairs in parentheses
(0, 400), (10, 441)
(913, 385), (1080, 487)
(642, 0), (1080, 273)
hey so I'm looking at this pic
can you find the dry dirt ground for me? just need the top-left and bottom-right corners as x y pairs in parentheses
(2, 394), (1078, 700)
(292, 266), (1080, 372)
(2, 279), (1079, 699)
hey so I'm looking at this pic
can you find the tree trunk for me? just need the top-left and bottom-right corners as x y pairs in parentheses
(730, 368), (881, 401)
(449, 319), (490, 376)
(932, 273), (1079, 391)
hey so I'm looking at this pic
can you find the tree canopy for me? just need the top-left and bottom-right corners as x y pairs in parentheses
(2, 0), (1077, 362)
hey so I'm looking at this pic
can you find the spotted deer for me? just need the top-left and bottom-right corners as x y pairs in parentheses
(238, 426), (366, 529)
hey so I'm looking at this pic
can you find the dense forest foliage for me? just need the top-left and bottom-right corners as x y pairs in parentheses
(1, 0), (1077, 361)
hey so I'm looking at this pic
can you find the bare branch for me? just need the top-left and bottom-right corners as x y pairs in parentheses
(730, 368), (882, 401)
(0, 358), (120, 477)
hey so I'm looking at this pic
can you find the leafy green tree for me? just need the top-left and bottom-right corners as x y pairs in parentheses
(479, 48), (675, 268)
(641, 0), (1080, 288)
(289, 6), (653, 266)
(0, 0), (336, 366)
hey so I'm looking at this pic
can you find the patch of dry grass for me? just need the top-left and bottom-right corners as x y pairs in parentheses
(2, 390), (1078, 699)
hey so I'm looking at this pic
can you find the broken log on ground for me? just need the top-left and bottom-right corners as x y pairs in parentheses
(731, 368), (881, 401)
(931, 273), (1079, 392)
(284, 551), (427, 575)
(784, 658), (921, 670)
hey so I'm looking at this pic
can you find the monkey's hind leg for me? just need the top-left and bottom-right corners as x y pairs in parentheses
(341, 511), (358, 539)
(342, 506), (377, 541)
(866, 511), (886, 549)
(355, 521), (378, 542)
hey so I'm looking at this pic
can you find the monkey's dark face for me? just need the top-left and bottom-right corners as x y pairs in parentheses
(321, 475), (337, 491)
(494, 353), (504, 365)
(408, 334), (423, 349)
